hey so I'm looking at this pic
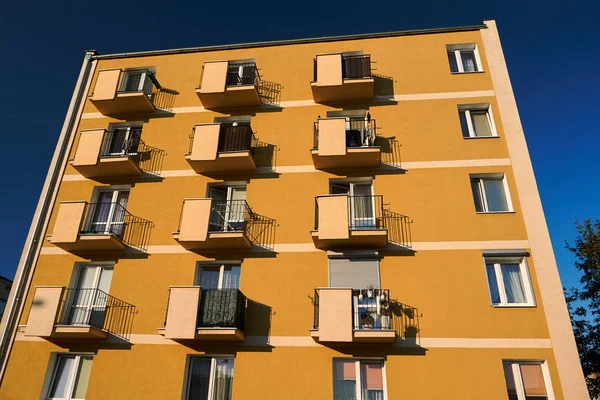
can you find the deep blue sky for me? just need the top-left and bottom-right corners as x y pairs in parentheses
(0, 1), (598, 290)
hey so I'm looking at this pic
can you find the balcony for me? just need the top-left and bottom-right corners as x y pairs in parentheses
(49, 201), (152, 253)
(310, 288), (420, 344)
(24, 287), (135, 340)
(158, 286), (246, 341)
(186, 123), (257, 174)
(90, 68), (160, 116)
(311, 195), (411, 249)
(72, 128), (164, 179)
(311, 54), (374, 103)
(311, 117), (381, 170)
(197, 61), (281, 109)
(173, 199), (275, 251)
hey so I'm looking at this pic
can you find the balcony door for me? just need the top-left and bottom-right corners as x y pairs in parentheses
(66, 265), (113, 327)
(198, 265), (241, 328)
(227, 63), (255, 86)
(102, 127), (141, 156)
(331, 182), (376, 229)
(209, 186), (246, 232)
(87, 189), (129, 237)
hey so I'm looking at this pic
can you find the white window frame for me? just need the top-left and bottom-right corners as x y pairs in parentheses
(46, 354), (93, 400)
(470, 174), (513, 213)
(502, 360), (555, 400)
(446, 43), (483, 73)
(196, 262), (241, 289)
(458, 104), (498, 138)
(484, 257), (535, 307)
(332, 358), (388, 400)
(102, 122), (143, 157)
(184, 356), (235, 400)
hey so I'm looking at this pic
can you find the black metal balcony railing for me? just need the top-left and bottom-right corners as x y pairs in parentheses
(314, 195), (412, 248)
(118, 69), (161, 99)
(99, 129), (165, 176)
(313, 118), (377, 149)
(312, 288), (420, 342)
(58, 288), (136, 340)
(80, 202), (153, 251)
(198, 289), (247, 330)
(313, 54), (372, 81)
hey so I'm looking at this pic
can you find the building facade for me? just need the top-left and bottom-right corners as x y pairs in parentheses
(0, 20), (589, 399)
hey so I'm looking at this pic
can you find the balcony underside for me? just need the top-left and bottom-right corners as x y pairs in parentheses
(73, 156), (143, 179)
(52, 325), (108, 339)
(173, 231), (252, 250)
(186, 151), (256, 174)
(311, 147), (381, 170)
(158, 327), (245, 341)
(90, 92), (155, 115)
(311, 229), (388, 249)
(50, 234), (127, 252)
(196, 86), (261, 109)
(310, 328), (396, 343)
(310, 78), (375, 103)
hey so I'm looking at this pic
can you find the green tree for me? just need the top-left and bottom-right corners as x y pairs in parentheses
(565, 219), (600, 399)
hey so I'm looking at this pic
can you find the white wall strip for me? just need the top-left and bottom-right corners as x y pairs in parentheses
(80, 90), (496, 120)
(39, 240), (529, 256)
(15, 332), (549, 349)
(61, 158), (511, 182)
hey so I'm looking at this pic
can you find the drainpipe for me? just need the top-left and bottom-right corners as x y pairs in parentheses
(0, 50), (97, 382)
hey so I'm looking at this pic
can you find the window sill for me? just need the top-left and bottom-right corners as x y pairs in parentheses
(450, 71), (485, 74)
(475, 211), (516, 215)
(491, 304), (536, 308)
(463, 136), (500, 140)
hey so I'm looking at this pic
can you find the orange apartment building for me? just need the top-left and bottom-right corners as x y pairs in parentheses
(0, 19), (589, 399)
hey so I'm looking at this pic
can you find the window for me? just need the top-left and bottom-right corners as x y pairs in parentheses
(485, 258), (535, 306)
(208, 185), (247, 232)
(330, 181), (376, 229)
(85, 188), (130, 237)
(101, 126), (141, 156)
(470, 175), (512, 213)
(226, 61), (256, 86)
(186, 357), (234, 400)
(459, 105), (496, 138)
(334, 359), (385, 400)
(197, 264), (240, 290)
(503, 361), (553, 400)
(119, 68), (154, 96)
(446, 44), (483, 73)
(64, 265), (114, 326)
(46, 354), (93, 400)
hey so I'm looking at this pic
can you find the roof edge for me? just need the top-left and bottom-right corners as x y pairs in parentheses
(91, 23), (488, 60)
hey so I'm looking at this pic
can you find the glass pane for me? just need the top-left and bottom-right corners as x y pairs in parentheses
(470, 179), (484, 212)
(459, 111), (470, 137)
(199, 267), (220, 290)
(471, 111), (492, 137)
(361, 362), (384, 400)
(483, 179), (509, 212)
(334, 361), (357, 400)
(72, 357), (93, 399)
(222, 266), (240, 289)
(108, 129), (128, 154)
(49, 356), (74, 398)
(76, 267), (97, 289)
(447, 52), (458, 73)
(97, 268), (113, 293)
(187, 358), (211, 400)
(123, 71), (142, 91)
(213, 358), (234, 400)
(503, 363), (520, 400)
(501, 263), (527, 303)
(486, 264), (501, 304)
(520, 364), (547, 397)
(461, 50), (477, 72)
